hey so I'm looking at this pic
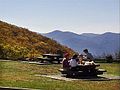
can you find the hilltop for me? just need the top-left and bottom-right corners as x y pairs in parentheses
(0, 21), (74, 59)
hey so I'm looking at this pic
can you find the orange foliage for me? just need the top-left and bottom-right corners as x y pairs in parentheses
(0, 20), (75, 59)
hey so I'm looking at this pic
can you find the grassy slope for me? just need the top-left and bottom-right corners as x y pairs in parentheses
(0, 61), (120, 90)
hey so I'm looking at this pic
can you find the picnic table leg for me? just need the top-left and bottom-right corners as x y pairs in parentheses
(57, 57), (60, 64)
(41, 60), (44, 63)
(48, 59), (53, 63)
(58, 60), (60, 64)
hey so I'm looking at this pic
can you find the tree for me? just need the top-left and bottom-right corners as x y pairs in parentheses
(106, 54), (113, 63)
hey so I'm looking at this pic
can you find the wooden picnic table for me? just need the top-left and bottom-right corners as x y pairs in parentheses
(59, 64), (106, 77)
(76, 64), (100, 71)
(37, 54), (63, 63)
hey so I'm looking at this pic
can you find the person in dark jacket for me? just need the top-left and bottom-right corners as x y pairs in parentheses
(62, 53), (70, 70)
(83, 49), (94, 61)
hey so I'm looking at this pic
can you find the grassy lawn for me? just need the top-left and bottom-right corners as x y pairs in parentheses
(0, 60), (120, 90)
(97, 63), (120, 76)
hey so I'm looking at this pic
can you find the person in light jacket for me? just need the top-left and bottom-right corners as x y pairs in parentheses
(69, 54), (79, 71)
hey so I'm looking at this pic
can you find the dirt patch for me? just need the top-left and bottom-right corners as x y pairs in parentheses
(0, 86), (36, 90)
(35, 74), (120, 81)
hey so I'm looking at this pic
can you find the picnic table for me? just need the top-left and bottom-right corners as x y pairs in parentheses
(59, 64), (106, 77)
(37, 54), (63, 63)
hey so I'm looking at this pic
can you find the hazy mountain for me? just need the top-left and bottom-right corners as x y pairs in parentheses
(43, 30), (120, 56)
(81, 33), (99, 38)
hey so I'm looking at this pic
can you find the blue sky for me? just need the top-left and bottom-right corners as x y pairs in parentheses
(0, 0), (119, 34)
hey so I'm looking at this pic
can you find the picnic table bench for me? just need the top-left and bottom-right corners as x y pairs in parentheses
(59, 64), (106, 77)
(37, 54), (63, 64)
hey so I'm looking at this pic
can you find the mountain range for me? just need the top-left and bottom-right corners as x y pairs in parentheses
(43, 30), (120, 56)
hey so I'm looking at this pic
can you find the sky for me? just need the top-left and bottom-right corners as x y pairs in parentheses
(0, 0), (119, 34)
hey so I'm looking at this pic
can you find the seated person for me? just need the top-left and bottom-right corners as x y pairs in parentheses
(79, 54), (85, 65)
(82, 49), (95, 65)
(62, 53), (70, 70)
(83, 49), (94, 61)
(69, 54), (79, 71)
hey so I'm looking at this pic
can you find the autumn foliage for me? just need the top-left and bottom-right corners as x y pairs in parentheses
(0, 20), (74, 59)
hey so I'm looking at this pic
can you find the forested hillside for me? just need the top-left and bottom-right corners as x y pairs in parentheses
(0, 21), (74, 59)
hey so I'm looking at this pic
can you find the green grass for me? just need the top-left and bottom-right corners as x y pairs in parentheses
(0, 60), (120, 90)
(98, 63), (120, 76)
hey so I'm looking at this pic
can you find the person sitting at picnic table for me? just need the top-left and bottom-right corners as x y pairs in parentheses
(79, 54), (85, 65)
(82, 49), (95, 65)
(69, 54), (79, 71)
(62, 53), (70, 70)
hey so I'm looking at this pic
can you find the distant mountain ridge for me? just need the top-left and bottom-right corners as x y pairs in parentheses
(81, 33), (99, 37)
(43, 30), (120, 56)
